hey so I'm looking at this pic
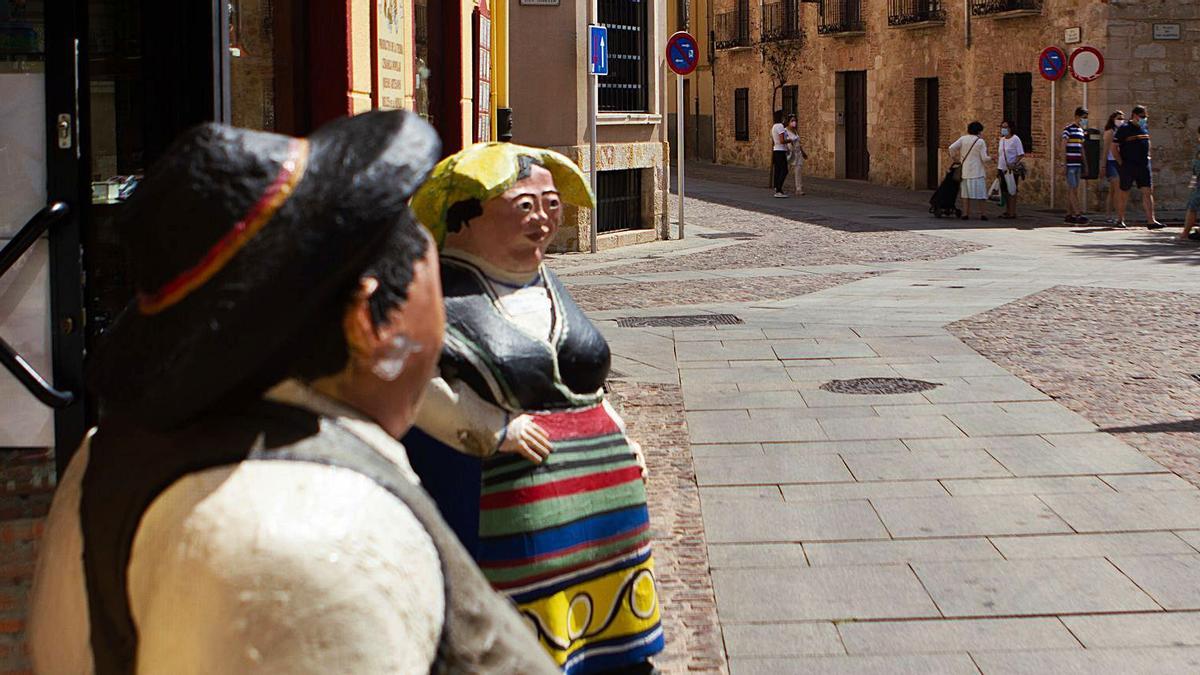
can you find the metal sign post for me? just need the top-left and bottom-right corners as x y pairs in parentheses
(1039, 46), (1067, 211)
(587, 24), (608, 253)
(1069, 46), (1104, 216)
(665, 31), (698, 240)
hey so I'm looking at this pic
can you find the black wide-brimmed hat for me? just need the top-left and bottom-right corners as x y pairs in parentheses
(88, 110), (440, 429)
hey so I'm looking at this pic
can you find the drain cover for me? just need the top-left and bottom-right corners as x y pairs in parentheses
(616, 314), (744, 328)
(697, 232), (760, 239)
(820, 378), (941, 395)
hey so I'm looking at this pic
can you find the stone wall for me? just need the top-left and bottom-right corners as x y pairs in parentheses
(711, 0), (1197, 210)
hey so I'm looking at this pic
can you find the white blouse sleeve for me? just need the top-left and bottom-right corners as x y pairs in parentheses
(414, 375), (511, 457)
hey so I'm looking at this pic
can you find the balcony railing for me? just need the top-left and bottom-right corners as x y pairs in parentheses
(762, 1), (803, 42)
(888, 0), (945, 26)
(714, 9), (751, 49)
(819, 0), (865, 35)
(970, 0), (1043, 17)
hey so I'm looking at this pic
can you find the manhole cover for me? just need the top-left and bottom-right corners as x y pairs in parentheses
(616, 314), (744, 328)
(697, 232), (760, 239)
(820, 378), (942, 395)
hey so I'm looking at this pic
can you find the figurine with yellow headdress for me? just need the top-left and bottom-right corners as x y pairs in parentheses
(407, 142), (664, 674)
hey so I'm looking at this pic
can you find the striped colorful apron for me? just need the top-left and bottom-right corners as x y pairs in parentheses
(477, 403), (664, 674)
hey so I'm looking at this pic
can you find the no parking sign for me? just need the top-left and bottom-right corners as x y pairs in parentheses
(1039, 46), (1066, 81)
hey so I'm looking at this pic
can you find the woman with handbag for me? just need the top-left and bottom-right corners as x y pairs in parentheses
(949, 121), (991, 221)
(997, 120), (1026, 220)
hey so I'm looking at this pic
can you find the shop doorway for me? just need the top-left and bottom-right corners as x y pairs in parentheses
(917, 77), (940, 189)
(843, 70), (868, 180)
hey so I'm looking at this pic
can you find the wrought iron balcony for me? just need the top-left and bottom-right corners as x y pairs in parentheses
(819, 0), (865, 35)
(761, 1), (803, 42)
(970, 0), (1043, 17)
(889, 0), (945, 27)
(714, 9), (751, 49)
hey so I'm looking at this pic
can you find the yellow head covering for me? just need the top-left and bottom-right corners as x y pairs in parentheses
(409, 142), (595, 246)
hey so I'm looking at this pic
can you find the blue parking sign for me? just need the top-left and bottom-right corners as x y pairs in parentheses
(589, 25), (608, 76)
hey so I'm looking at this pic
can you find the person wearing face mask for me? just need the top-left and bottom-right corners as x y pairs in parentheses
(1102, 111), (1126, 224)
(1061, 107), (1089, 224)
(997, 121), (1025, 220)
(785, 113), (808, 195)
(1182, 124), (1200, 242)
(1113, 105), (1164, 229)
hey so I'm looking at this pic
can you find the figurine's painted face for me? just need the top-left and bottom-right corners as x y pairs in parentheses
(446, 164), (561, 273)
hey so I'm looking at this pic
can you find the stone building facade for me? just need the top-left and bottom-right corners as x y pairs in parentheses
(511, 0), (670, 252)
(707, 0), (1198, 210)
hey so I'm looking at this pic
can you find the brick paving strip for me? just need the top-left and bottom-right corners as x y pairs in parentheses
(950, 285), (1200, 487)
(608, 382), (728, 675)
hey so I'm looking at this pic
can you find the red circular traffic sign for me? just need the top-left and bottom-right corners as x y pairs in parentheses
(1038, 46), (1067, 81)
(1069, 46), (1104, 82)
(666, 31), (699, 76)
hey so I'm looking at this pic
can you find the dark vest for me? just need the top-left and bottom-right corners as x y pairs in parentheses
(439, 258), (610, 412)
(80, 401), (558, 674)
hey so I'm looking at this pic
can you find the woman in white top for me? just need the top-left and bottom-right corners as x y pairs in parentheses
(997, 120), (1026, 220)
(770, 110), (790, 197)
(949, 121), (992, 221)
(785, 114), (808, 195)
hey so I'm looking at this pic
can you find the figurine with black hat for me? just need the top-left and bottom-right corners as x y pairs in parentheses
(27, 111), (558, 674)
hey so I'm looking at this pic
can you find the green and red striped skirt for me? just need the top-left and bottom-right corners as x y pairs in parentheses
(477, 403), (663, 674)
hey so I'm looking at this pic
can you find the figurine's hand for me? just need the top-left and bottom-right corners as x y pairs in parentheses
(499, 415), (553, 464)
(629, 440), (648, 481)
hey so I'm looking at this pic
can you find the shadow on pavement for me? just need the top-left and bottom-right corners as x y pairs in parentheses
(1103, 418), (1200, 434)
(1065, 235), (1200, 266)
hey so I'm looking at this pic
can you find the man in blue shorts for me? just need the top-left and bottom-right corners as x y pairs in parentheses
(1113, 104), (1164, 229)
(1061, 107), (1088, 224)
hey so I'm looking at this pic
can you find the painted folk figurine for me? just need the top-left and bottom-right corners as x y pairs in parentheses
(407, 143), (664, 674)
(27, 112), (558, 674)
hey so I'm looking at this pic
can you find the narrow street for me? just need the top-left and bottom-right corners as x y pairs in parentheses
(551, 165), (1200, 674)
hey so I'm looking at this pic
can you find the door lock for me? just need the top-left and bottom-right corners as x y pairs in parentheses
(57, 114), (72, 149)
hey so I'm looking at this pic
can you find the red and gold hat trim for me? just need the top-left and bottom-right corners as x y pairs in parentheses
(138, 138), (310, 315)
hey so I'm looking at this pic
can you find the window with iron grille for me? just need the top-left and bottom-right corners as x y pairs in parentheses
(971, 0), (1042, 17)
(714, 0), (751, 49)
(1003, 72), (1033, 152)
(596, 169), (644, 232)
(781, 85), (798, 119)
(819, 0), (865, 34)
(598, 0), (649, 112)
(676, 0), (689, 30)
(734, 88), (749, 141)
(888, 0), (945, 26)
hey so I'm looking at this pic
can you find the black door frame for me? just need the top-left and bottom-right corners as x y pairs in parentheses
(925, 78), (940, 190)
(843, 70), (868, 180)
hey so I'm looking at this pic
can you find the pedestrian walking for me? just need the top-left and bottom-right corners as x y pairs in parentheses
(1113, 105), (1164, 229)
(1102, 110), (1126, 224)
(785, 113), (807, 195)
(997, 120), (1025, 220)
(770, 110), (790, 198)
(1182, 124), (1200, 242)
(1061, 107), (1089, 224)
(949, 121), (991, 221)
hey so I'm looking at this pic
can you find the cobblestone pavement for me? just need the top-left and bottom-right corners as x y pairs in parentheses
(571, 272), (873, 312)
(950, 286), (1200, 487)
(609, 382), (727, 675)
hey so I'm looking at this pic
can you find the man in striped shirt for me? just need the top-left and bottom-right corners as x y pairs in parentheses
(1061, 107), (1089, 224)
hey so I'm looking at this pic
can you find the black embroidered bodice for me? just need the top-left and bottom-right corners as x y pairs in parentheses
(438, 257), (610, 413)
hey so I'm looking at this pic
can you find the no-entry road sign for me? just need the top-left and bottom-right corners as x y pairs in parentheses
(1069, 46), (1104, 82)
(588, 25), (608, 76)
(1039, 46), (1066, 81)
(666, 31), (699, 76)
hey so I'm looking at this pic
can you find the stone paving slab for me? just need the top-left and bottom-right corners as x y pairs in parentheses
(1171, 530), (1200, 551)
(1110, 555), (1200, 610)
(711, 564), (941, 622)
(799, 389), (931, 408)
(693, 454), (853, 486)
(844, 450), (1011, 481)
(729, 653), (980, 675)
(761, 439), (908, 456)
(684, 390), (806, 410)
(947, 410), (1098, 436)
(1101, 473), (1199, 492)
(721, 622), (843, 657)
(673, 327), (767, 342)
(912, 558), (1161, 616)
(1062, 611), (1200, 648)
(902, 435), (1052, 453)
(838, 617), (1079, 655)
(862, 337), (982, 358)
(988, 532), (1198, 559)
(701, 500), (889, 544)
(940, 476), (1113, 496)
(699, 486), (783, 502)
(780, 480), (948, 503)
(675, 341), (780, 362)
(971, 646), (1200, 674)
(687, 414), (827, 444)
(707, 543), (809, 569)
(871, 495), (1072, 538)
(772, 340), (878, 360)
(817, 416), (965, 442)
(691, 443), (765, 458)
(985, 441), (1164, 476)
(680, 365), (793, 386)
(1038, 492), (1200, 532)
(803, 538), (1001, 567)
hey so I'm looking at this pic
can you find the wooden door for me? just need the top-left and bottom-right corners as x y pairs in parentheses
(844, 71), (868, 180)
(925, 78), (940, 189)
